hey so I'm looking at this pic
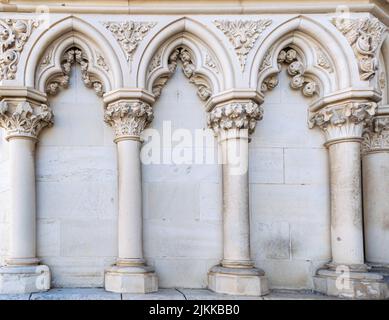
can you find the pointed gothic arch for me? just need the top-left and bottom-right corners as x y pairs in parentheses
(137, 17), (234, 100)
(23, 16), (124, 91)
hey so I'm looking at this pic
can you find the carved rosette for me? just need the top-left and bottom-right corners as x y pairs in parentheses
(153, 47), (213, 102)
(362, 115), (389, 154)
(0, 101), (53, 140)
(207, 101), (263, 136)
(0, 19), (40, 80)
(214, 19), (272, 71)
(103, 21), (156, 61)
(261, 48), (318, 97)
(104, 101), (154, 141)
(332, 17), (387, 80)
(46, 47), (104, 97)
(309, 102), (377, 143)
(277, 48), (317, 96)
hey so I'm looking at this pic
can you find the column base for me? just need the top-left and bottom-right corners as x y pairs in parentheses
(314, 267), (389, 299)
(208, 265), (269, 296)
(0, 265), (51, 294)
(104, 265), (158, 293)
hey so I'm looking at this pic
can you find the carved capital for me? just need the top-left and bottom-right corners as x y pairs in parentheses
(103, 21), (156, 61)
(0, 19), (39, 80)
(309, 102), (377, 144)
(362, 115), (389, 154)
(0, 101), (53, 140)
(332, 17), (387, 80)
(104, 100), (153, 141)
(214, 19), (271, 71)
(207, 101), (263, 136)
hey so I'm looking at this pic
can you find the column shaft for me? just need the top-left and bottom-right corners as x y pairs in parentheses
(220, 131), (251, 267)
(363, 152), (389, 264)
(328, 141), (364, 266)
(117, 139), (144, 264)
(7, 137), (39, 265)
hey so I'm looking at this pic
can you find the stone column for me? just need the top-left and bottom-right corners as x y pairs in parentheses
(103, 99), (158, 293)
(0, 99), (52, 294)
(310, 101), (388, 299)
(362, 106), (389, 266)
(207, 100), (269, 296)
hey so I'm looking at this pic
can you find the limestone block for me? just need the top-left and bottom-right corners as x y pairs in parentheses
(143, 182), (200, 220)
(41, 257), (115, 288)
(249, 147), (284, 183)
(60, 219), (116, 257)
(152, 258), (219, 288)
(251, 221), (291, 260)
(37, 219), (60, 257)
(199, 182), (222, 221)
(0, 265), (50, 294)
(37, 181), (116, 219)
(250, 184), (329, 223)
(36, 146), (117, 183)
(256, 259), (323, 289)
(284, 147), (328, 184)
(144, 220), (222, 259)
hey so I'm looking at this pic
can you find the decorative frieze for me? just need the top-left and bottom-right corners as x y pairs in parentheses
(0, 101), (53, 139)
(214, 19), (272, 71)
(332, 17), (387, 80)
(362, 115), (389, 153)
(309, 102), (377, 142)
(207, 101), (263, 136)
(152, 47), (213, 101)
(0, 19), (39, 80)
(103, 21), (156, 61)
(46, 47), (104, 97)
(104, 101), (154, 140)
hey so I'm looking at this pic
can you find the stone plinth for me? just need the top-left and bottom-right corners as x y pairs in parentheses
(104, 265), (158, 294)
(208, 265), (269, 296)
(0, 265), (50, 294)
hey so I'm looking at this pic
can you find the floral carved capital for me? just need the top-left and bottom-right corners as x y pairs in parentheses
(103, 21), (156, 61)
(362, 115), (389, 154)
(0, 101), (53, 140)
(207, 101), (263, 136)
(332, 17), (387, 80)
(104, 101), (154, 140)
(214, 19), (272, 71)
(0, 19), (40, 80)
(309, 102), (377, 143)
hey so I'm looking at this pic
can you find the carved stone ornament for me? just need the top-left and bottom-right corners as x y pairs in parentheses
(0, 101), (53, 139)
(362, 115), (389, 154)
(46, 47), (105, 97)
(261, 48), (318, 97)
(0, 19), (40, 80)
(104, 101), (154, 140)
(277, 48), (317, 96)
(103, 21), (156, 61)
(332, 17), (387, 80)
(207, 101), (263, 136)
(214, 19), (272, 71)
(308, 102), (377, 142)
(152, 47), (213, 102)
